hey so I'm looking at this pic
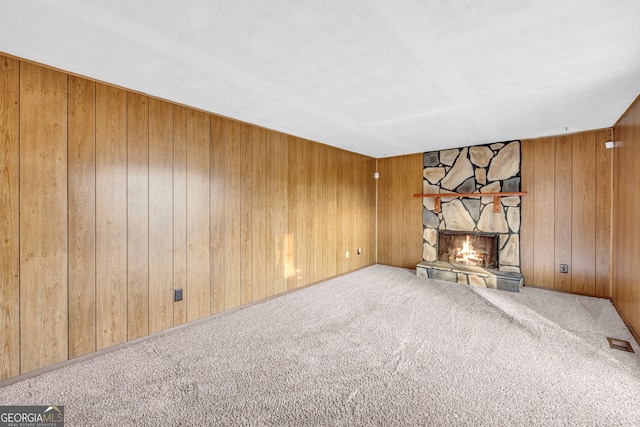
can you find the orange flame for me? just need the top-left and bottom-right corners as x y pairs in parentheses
(454, 235), (485, 266)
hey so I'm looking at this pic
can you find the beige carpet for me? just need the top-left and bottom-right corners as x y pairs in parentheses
(1, 265), (639, 426)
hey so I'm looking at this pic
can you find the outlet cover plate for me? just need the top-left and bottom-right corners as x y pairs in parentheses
(175, 288), (183, 302)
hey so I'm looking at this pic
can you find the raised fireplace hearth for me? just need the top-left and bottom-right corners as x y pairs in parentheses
(417, 260), (522, 292)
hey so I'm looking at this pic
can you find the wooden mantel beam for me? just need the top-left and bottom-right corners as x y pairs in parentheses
(412, 191), (527, 213)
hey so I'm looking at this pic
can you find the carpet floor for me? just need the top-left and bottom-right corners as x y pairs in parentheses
(1, 265), (639, 426)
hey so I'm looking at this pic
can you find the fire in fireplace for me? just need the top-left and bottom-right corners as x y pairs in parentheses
(438, 231), (498, 269)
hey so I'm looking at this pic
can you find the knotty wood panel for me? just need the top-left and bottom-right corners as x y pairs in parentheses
(149, 98), (174, 333)
(532, 137), (555, 289)
(224, 120), (242, 309)
(595, 129), (612, 298)
(376, 154), (423, 269)
(173, 105), (188, 326)
(210, 115), (226, 313)
(571, 132), (597, 295)
(186, 109), (211, 321)
(68, 75), (96, 359)
(19, 63), (69, 373)
(252, 127), (268, 301)
(554, 135), (572, 292)
(240, 124), (253, 304)
(0, 55), (20, 380)
(95, 83), (128, 350)
(272, 132), (289, 295)
(520, 140), (535, 285)
(127, 93), (150, 340)
(612, 95), (640, 337)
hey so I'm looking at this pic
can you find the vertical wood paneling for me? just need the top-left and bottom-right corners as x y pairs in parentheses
(306, 140), (316, 283)
(554, 136), (572, 292)
(325, 147), (338, 277)
(595, 129), (612, 298)
(240, 124), (253, 304)
(272, 132), (289, 295)
(532, 137), (555, 288)
(522, 129), (612, 297)
(288, 137), (307, 289)
(357, 156), (369, 269)
(0, 56), (20, 380)
(186, 109), (210, 321)
(19, 63), (68, 373)
(345, 152), (356, 272)
(210, 115), (226, 314)
(571, 132), (596, 295)
(252, 127), (268, 301)
(612, 95), (640, 337)
(376, 154), (423, 269)
(127, 93), (149, 340)
(3, 56), (381, 381)
(368, 157), (377, 266)
(172, 106), (188, 326)
(356, 156), (375, 268)
(95, 83), (128, 350)
(520, 140), (535, 285)
(313, 143), (324, 280)
(224, 120), (242, 309)
(67, 75), (96, 359)
(263, 130), (275, 298)
(366, 157), (376, 266)
(149, 98), (174, 333)
(611, 127), (620, 304)
(377, 156), (392, 265)
(336, 150), (351, 274)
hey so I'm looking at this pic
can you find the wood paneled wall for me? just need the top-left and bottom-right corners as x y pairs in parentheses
(376, 154), (424, 269)
(612, 94), (640, 339)
(521, 129), (612, 297)
(0, 55), (376, 380)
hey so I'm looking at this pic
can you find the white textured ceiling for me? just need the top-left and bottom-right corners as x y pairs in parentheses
(2, 0), (640, 158)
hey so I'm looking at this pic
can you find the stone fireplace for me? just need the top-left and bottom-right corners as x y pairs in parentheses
(416, 141), (523, 292)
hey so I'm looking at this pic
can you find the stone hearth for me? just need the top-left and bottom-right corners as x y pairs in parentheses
(418, 141), (523, 291)
(417, 261), (522, 292)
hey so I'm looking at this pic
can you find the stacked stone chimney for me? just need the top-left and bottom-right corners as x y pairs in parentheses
(422, 141), (522, 274)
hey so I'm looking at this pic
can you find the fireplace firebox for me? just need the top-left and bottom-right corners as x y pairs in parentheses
(438, 231), (499, 269)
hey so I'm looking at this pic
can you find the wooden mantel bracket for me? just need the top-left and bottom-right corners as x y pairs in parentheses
(413, 192), (527, 213)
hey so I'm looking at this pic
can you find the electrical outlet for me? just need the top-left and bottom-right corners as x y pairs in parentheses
(346, 251), (350, 258)
(559, 264), (569, 273)
(357, 248), (362, 255)
(175, 288), (183, 301)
